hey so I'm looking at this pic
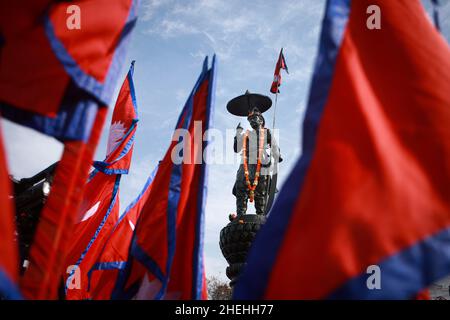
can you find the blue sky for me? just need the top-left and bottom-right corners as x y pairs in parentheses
(3, 0), (449, 283)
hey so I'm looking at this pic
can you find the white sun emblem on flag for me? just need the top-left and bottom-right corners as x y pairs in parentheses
(107, 121), (127, 156)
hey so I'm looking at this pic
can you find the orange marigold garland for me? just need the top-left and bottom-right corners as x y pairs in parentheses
(242, 129), (265, 202)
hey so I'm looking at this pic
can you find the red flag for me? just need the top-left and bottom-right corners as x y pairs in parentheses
(115, 56), (216, 300)
(94, 61), (139, 175)
(270, 48), (289, 94)
(415, 289), (431, 300)
(0, 1), (139, 136)
(0, 128), (21, 299)
(88, 166), (158, 300)
(64, 62), (139, 300)
(3, 1), (140, 299)
(236, 0), (450, 299)
(64, 173), (120, 300)
(20, 107), (107, 299)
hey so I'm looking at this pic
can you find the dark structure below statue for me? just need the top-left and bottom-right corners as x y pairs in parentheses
(219, 214), (266, 287)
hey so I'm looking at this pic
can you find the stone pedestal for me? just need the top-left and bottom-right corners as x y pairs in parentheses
(219, 214), (266, 287)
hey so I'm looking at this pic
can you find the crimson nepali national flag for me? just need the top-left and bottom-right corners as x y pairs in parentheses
(64, 62), (139, 300)
(87, 166), (158, 300)
(270, 48), (289, 94)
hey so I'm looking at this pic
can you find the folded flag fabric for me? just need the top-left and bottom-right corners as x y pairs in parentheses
(0, 1), (140, 299)
(64, 61), (139, 300)
(114, 56), (216, 300)
(88, 165), (158, 300)
(235, 0), (450, 300)
(19, 107), (107, 300)
(64, 172), (121, 300)
(0, 0), (139, 141)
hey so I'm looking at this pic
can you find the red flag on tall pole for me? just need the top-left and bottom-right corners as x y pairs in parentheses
(113, 56), (216, 300)
(0, 0), (139, 299)
(270, 48), (289, 94)
(64, 61), (139, 300)
(235, 0), (450, 300)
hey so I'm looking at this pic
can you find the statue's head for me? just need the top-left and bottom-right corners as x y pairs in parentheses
(247, 107), (265, 130)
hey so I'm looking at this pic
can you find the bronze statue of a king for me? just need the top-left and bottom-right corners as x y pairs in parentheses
(226, 91), (282, 217)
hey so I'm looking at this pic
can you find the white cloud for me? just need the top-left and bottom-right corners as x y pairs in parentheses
(142, 0), (322, 62)
(175, 88), (189, 102)
(149, 19), (200, 38)
(1, 119), (63, 179)
(141, 0), (167, 21)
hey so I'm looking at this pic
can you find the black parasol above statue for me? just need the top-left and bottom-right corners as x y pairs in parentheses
(226, 90), (272, 116)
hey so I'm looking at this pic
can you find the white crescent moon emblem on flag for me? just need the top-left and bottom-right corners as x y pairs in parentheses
(81, 201), (101, 222)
